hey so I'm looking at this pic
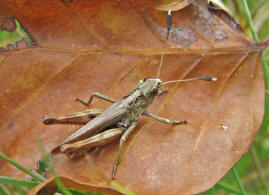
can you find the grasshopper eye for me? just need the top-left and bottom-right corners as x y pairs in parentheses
(156, 79), (162, 87)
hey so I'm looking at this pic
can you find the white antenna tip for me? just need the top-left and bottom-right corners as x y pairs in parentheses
(211, 77), (218, 81)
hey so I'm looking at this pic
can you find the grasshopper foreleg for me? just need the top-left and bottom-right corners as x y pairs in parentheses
(76, 92), (116, 106)
(42, 109), (104, 125)
(112, 122), (137, 179)
(142, 111), (187, 125)
(158, 87), (168, 96)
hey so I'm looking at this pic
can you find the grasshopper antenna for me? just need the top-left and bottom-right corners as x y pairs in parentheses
(156, 11), (218, 85)
(157, 10), (172, 79)
(162, 76), (217, 85)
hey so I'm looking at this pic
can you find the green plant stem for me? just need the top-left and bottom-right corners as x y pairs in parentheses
(0, 176), (39, 188)
(216, 182), (241, 194)
(208, 186), (215, 195)
(260, 54), (269, 135)
(53, 177), (73, 195)
(232, 167), (247, 195)
(0, 152), (45, 182)
(12, 184), (27, 195)
(249, 145), (268, 188)
(240, 0), (269, 137)
(239, 0), (260, 42)
(240, 0), (269, 191)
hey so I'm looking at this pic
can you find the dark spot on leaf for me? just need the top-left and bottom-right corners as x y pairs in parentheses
(105, 51), (122, 56)
(7, 122), (14, 129)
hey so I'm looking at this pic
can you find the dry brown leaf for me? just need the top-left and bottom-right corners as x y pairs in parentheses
(0, 0), (266, 194)
(28, 176), (123, 195)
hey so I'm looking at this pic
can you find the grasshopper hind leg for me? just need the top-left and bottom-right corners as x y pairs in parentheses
(60, 127), (125, 156)
(42, 108), (104, 125)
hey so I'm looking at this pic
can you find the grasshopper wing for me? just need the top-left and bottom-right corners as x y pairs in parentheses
(58, 99), (130, 146)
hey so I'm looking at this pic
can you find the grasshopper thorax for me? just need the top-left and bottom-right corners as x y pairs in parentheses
(138, 78), (162, 98)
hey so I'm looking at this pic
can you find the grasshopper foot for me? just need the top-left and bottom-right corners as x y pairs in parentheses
(112, 165), (117, 180)
(173, 120), (187, 125)
(42, 116), (56, 125)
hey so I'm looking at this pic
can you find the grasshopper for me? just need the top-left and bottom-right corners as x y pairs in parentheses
(42, 10), (217, 179)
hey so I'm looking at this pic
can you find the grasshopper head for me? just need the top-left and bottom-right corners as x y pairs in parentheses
(138, 78), (162, 98)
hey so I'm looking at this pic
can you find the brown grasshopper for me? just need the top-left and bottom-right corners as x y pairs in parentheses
(42, 10), (217, 179)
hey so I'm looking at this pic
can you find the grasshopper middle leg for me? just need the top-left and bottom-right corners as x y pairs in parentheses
(112, 122), (137, 179)
(76, 92), (116, 106)
(142, 111), (187, 124)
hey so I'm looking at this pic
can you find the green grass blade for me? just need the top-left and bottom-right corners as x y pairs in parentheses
(249, 145), (268, 187)
(216, 182), (241, 194)
(54, 177), (73, 195)
(259, 53), (269, 135)
(240, 0), (269, 134)
(0, 176), (39, 188)
(68, 188), (90, 195)
(239, 0), (259, 42)
(208, 186), (215, 195)
(0, 186), (9, 195)
(37, 142), (72, 195)
(232, 167), (247, 195)
(110, 181), (136, 195)
(0, 152), (45, 182)
(12, 184), (27, 195)
(239, 0), (269, 137)
(239, 0), (269, 193)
